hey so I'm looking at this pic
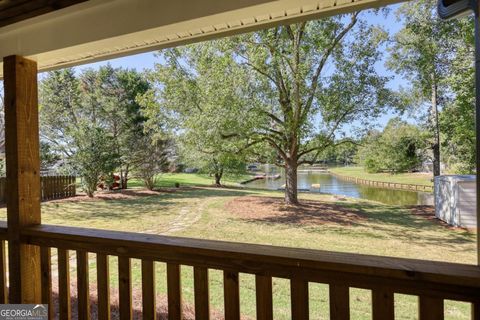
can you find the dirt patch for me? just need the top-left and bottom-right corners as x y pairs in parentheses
(47, 188), (182, 204)
(226, 196), (366, 226)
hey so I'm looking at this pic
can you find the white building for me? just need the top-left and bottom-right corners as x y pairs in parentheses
(435, 175), (476, 229)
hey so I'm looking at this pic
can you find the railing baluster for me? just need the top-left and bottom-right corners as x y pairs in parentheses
(0, 177), (5, 203)
(255, 275), (273, 320)
(372, 289), (394, 320)
(0, 240), (7, 303)
(96, 254), (110, 320)
(14, 223), (480, 320)
(419, 296), (444, 320)
(329, 284), (349, 320)
(58, 249), (71, 320)
(76, 250), (90, 320)
(291, 278), (309, 320)
(194, 267), (209, 320)
(224, 270), (240, 320)
(472, 300), (480, 320)
(142, 260), (156, 320)
(40, 247), (52, 319)
(167, 263), (182, 320)
(118, 257), (132, 320)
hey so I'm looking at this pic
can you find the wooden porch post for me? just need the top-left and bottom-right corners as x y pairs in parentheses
(3, 55), (42, 303)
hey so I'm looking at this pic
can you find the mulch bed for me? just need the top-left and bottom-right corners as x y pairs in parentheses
(225, 196), (366, 226)
(226, 196), (465, 231)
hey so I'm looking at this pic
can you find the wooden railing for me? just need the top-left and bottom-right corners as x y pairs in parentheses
(331, 172), (434, 193)
(0, 176), (76, 203)
(0, 222), (478, 319)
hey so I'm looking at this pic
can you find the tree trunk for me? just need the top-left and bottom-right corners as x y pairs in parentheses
(214, 169), (223, 187)
(284, 161), (298, 205)
(431, 80), (441, 177)
(122, 165), (129, 189)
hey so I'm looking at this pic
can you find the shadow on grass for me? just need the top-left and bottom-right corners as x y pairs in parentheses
(228, 196), (475, 247)
(41, 187), (255, 224)
(319, 202), (475, 246)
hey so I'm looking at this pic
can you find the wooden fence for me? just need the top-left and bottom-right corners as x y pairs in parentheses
(0, 176), (76, 203)
(331, 172), (434, 193)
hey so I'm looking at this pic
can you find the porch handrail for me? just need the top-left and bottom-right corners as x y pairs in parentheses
(0, 221), (478, 319)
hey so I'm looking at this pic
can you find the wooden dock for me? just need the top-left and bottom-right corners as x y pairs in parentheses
(330, 172), (433, 193)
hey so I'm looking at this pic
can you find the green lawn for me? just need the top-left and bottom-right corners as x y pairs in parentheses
(2, 186), (473, 319)
(127, 172), (252, 188)
(329, 166), (433, 186)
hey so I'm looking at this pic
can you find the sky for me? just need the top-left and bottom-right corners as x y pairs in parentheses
(68, 4), (408, 132)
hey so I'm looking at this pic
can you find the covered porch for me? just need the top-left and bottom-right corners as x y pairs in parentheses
(0, 0), (479, 319)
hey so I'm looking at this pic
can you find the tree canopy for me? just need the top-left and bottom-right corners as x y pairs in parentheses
(388, 0), (473, 176)
(357, 118), (426, 173)
(39, 66), (167, 195)
(144, 12), (393, 203)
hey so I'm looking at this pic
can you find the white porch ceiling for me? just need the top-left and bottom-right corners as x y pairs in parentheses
(0, 0), (402, 78)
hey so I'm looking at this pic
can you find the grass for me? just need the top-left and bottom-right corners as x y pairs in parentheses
(127, 172), (252, 188)
(329, 166), (434, 186)
(2, 185), (474, 319)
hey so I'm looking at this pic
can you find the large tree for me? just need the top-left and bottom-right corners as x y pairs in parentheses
(439, 17), (475, 173)
(226, 14), (391, 204)
(141, 46), (252, 187)
(79, 66), (150, 188)
(40, 66), (151, 195)
(146, 14), (391, 204)
(387, 0), (468, 176)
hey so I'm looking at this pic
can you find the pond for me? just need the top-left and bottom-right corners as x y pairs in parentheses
(245, 168), (433, 206)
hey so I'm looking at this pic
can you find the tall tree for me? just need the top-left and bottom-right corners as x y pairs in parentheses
(146, 14), (390, 204)
(388, 0), (466, 177)
(40, 66), (150, 195)
(226, 15), (391, 204)
(40, 69), (118, 196)
(141, 45), (251, 187)
(80, 65), (150, 188)
(40, 68), (81, 158)
(439, 17), (475, 173)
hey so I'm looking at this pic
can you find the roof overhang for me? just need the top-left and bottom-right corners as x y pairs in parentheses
(0, 0), (402, 78)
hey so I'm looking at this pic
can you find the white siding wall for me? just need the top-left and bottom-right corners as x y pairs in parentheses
(458, 181), (476, 228)
(434, 176), (476, 229)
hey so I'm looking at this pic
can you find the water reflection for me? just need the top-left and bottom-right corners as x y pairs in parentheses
(246, 170), (433, 206)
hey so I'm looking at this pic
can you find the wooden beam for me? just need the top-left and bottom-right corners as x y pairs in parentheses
(3, 55), (41, 303)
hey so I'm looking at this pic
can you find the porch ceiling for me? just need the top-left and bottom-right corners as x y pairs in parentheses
(0, 0), (401, 78)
